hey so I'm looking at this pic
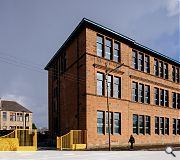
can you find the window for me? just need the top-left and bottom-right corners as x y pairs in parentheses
(106, 112), (113, 134)
(172, 66), (175, 82)
(146, 116), (150, 134)
(164, 90), (169, 107)
(144, 55), (150, 73)
(159, 61), (163, 78)
(17, 113), (23, 122)
(3, 112), (7, 121)
(177, 119), (180, 135)
(114, 77), (121, 98)
(114, 113), (121, 134)
(165, 118), (169, 135)
(173, 119), (176, 135)
(172, 92), (176, 108)
(97, 111), (104, 134)
(139, 115), (144, 134)
(139, 84), (144, 103)
(155, 117), (159, 134)
(177, 94), (180, 109)
(133, 114), (138, 134)
(154, 59), (159, 76)
(105, 39), (112, 60)
(97, 35), (103, 57)
(97, 72), (104, 96)
(132, 82), (138, 102)
(107, 75), (113, 97)
(145, 85), (150, 104)
(114, 42), (120, 62)
(164, 63), (168, 79)
(26, 114), (29, 122)
(10, 112), (16, 121)
(160, 117), (164, 135)
(132, 50), (138, 69)
(176, 68), (179, 83)
(160, 89), (164, 106)
(138, 53), (144, 71)
(154, 88), (159, 105)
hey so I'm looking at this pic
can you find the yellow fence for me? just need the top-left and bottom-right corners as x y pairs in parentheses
(0, 129), (37, 151)
(57, 130), (87, 150)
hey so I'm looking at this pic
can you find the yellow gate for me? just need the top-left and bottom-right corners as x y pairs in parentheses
(57, 130), (87, 150)
(0, 129), (37, 151)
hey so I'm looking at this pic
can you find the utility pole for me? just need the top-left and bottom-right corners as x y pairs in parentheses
(105, 63), (124, 151)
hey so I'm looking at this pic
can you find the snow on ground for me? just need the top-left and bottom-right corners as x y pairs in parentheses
(0, 151), (179, 160)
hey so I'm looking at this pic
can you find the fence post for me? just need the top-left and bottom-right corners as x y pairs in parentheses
(60, 136), (62, 150)
(70, 130), (73, 150)
(33, 129), (37, 151)
(15, 129), (17, 138)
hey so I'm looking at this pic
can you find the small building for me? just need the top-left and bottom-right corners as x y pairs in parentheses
(45, 18), (180, 149)
(0, 99), (32, 130)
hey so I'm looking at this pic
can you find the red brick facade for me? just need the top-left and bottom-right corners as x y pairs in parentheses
(46, 19), (180, 149)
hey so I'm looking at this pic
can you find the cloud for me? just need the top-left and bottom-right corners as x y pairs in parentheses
(164, 0), (180, 16)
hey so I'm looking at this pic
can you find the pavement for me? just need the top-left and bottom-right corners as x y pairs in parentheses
(0, 151), (179, 160)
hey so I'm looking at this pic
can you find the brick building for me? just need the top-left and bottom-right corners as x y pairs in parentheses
(45, 18), (180, 148)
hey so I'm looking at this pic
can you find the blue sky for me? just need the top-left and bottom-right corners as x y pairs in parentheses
(0, 0), (179, 128)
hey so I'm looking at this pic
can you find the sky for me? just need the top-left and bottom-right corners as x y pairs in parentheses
(0, 0), (179, 128)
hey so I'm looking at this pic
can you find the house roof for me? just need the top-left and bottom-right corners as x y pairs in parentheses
(45, 18), (180, 70)
(0, 100), (32, 113)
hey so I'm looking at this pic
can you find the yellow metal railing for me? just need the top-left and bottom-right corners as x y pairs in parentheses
(57, 130), (87, 150)
(0, 129), (37, 151)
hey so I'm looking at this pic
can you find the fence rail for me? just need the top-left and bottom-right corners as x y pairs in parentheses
(57, 130), (87, 150)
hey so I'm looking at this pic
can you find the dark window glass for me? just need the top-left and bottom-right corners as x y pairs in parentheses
(176, 68), (179, 83)
(114, 42), (120, 62)
(160, 89), (164, 106)
(133, 114), (138, 134)
(97, 111), (104, 134)
(177, 119), (180, 135)
(159, 61), (163, 78)
(164, 63), (168, 79)
(97, 35), (103, 57)
(132, 82), (138, 102)
(145, 85), (150, 104)
(173, 119), (177, 135)
(165, 118), (169, 135)
(172, 92), (176, 108)
(172, 66), (175, 82)
(105, 39), (112, 60)
(97, 72), (104, 96)
(138, 53), (144, 71)
(139, 115), (144, 134)
(107, 75), (113, 97)
(155, 117), (159, 134)
(154, 59), (159, 76)
(177, 94), (180, 109)
(164, 90), (169, 107)
(146, 116), (150, 135)
(114, 113), (121, 134)
(114, 77), (121, 98)
(106, 112), (113, 134)
(139, 83), (144, 103)
(132, 50), (138, 69)
(160, 117), (164, 135)
(154, 88), (159, 105)
(144, 55), (150, 73)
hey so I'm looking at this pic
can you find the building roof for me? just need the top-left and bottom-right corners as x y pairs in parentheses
(0, 100), (32, 113)
(45, 18), (180, 70)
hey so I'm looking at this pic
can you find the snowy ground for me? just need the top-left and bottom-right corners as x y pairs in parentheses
(0, 151), (179, 160)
